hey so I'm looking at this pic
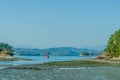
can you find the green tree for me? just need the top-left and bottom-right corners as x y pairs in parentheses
(81, 52), (90, 56)
(105, 29), (120, 57)
(0, 43), (13, 56)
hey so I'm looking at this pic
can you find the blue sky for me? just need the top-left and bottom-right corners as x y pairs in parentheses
(0, 0), (120, 48)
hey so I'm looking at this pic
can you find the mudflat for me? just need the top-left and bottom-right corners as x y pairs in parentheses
(0, 60), (120, 80)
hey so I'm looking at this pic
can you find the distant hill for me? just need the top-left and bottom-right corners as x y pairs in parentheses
(14, 47), (103, 56)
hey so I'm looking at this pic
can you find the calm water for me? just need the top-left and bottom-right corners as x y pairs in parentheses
(0, 56), (96, 66)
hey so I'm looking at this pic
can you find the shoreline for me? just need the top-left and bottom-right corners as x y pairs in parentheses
(3, 59), (120, 69)
(0, 56), (31, 61)
(1, 57), (120, 66)
(0, 59), (120, 80)
(0, 55), (120, 66)
(1, 56), (120, 70)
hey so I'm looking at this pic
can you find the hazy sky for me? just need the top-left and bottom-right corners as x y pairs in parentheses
(0, 0), (120, 48)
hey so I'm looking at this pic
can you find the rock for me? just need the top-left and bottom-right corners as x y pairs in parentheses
(95, 56), (109, 60)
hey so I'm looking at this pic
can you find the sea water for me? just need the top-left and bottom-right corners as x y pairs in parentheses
(0, 56), (96, 66)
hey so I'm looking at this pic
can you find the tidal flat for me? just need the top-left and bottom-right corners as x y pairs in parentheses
(0, 60), (120, 80)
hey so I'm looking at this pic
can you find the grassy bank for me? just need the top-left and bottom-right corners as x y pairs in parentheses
(40, 60), (120, 67)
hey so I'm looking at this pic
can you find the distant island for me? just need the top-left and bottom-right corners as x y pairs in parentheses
(14, 47), (102, 56)
(0, 43), (103, 57)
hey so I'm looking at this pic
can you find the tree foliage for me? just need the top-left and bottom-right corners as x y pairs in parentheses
(81, 52), (90, 56)
(0, 43), (13, 56)
(105, 29), (120, 57)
